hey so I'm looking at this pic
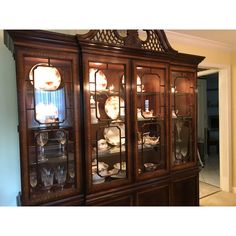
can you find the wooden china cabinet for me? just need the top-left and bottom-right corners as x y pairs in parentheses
(4, 30), (204, 206)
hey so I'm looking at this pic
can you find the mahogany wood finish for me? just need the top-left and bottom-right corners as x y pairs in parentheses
(5, 30), (83, 206)
(4, 30), (204, 206)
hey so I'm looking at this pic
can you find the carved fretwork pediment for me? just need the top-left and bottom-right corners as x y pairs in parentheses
(77, 30), (178, 53)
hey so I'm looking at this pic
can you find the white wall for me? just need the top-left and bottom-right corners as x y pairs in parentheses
(0, 30), (21, 206)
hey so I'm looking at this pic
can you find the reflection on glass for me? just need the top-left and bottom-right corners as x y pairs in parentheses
(35, 88), (66, 124)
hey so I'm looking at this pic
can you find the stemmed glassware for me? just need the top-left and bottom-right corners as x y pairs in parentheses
(69, 163), (75, 187)
(56, 165), (67, 191)
(181, 146), (188, 163)
(29, 171), (37, 191)
(176, 119), (183, 142)
(36, 132), (48, 162)
(56, 130), (67, 159)
(175, 145), (183, 164)
(41, 168), (54, 193)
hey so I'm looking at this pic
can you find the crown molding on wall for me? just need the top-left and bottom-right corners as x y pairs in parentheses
(165, 30), (234, 52)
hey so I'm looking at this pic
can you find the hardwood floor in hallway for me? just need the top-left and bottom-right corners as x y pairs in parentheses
(200, 190), (236, 206)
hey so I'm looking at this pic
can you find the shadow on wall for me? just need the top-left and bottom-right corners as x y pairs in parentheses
(0, 30), (21, 206)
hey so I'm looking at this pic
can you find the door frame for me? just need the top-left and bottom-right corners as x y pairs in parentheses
(198, 63), (232, 192)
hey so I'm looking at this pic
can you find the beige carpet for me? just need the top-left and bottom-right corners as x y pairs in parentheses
(200, 191), (236, 206)
(199, 181), (221, 199)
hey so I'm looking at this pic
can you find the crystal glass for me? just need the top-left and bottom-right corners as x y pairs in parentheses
(69, 163), (75, 187)
(30, 171), (37, 188)
(176, 120), (183, 142)
(181, 146), (188, 163)
(56, 165), (67, 191)
(36, 132), (48, 162)
(56, 130), (67, 159)
(41, 168), (54, 193)
(175, 145), (183, 164)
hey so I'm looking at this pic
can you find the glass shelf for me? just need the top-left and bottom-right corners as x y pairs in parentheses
(90, 90), (125, 96)
(92, 145), (126, 158)
(137, 92), (164, 96)
(172, 92), (193, 96)
(137, 117), (164, 122)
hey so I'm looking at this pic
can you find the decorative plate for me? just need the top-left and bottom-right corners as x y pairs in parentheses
(105, 96), (125, 120)
(29, 63), (61, 91)
(104, 123), (125, 146)
(89, 68), (107, 91)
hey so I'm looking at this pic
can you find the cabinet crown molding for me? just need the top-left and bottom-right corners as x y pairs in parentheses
(77, 30), (178, 53)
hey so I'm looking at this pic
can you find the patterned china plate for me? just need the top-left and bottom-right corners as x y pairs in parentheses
(105, 96), (125, 120)
(104, 122), (125, 146)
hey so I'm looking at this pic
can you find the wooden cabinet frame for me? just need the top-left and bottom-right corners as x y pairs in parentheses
(4, 30), (204, 206)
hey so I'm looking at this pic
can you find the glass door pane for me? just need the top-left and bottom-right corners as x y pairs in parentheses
(135, 65), (167, 176)
(171, 70), (196, 167)
(24, 57), (77, 200)
(87, 61), (129, 186)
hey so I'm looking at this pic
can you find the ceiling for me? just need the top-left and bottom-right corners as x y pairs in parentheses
(168, 30), (236, 48)
(52, 29), (236, 49)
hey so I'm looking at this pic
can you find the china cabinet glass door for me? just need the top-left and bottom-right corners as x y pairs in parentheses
(170, 69), (196, 168)
(134, 62), (168, 178)
(85, 57), (130, 191)
(23, 55), (79, 202)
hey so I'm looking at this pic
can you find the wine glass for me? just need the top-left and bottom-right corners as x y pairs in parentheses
(56, 165), (67, 191)
(69, 163), (75, 187)
(175, 145), (182, 164)
(176, 119), (183, 142)
(29, 171), (37, 191)
(56, 130), (67, 159)
(181, 146), (188, 163)
(36, 132), (48, 162)
(41, 168), (54, 193)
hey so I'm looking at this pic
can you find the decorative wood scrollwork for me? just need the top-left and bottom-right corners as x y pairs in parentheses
(77, 30), (177, 53)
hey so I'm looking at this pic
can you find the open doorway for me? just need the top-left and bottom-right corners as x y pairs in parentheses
(198, 72), (219, 186)
(197, 64), (231, 197)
